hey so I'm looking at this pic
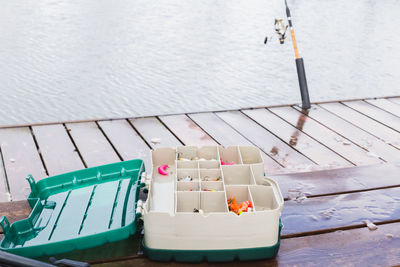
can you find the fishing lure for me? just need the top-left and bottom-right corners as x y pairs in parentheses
(158, 164), (169, 175)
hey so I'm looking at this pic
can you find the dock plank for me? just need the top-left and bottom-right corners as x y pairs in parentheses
(366, 98), (400, 117)
(32, 124), (84, 176)
(98, 120), (151, 169)
(66, 122), (120, 167)
(92, 222), (400, 266)
(0, 201), (31, 234)
(294, 105), (400, 162)
(0, 127), (47, 201)
(271, 163), (400, 199)
(281, 187), (400, 236)
(188, 112), (283, 173)
(278, 221), (400, 266)
(159, 115), (217, 146)
(0, 197), (400, 266)
(216, 111), (316, 168)
(320, 102), (400, 149)
(343, 100), (400, 132)
(129, 117), (182, 148)
(387, 97), (400, 105)
(0, 152), (9, 202)
(270, 106), (381, 166)
(243, 109), (352, 168)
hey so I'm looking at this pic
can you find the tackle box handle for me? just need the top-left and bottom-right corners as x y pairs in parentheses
(0, 216), (10, 235)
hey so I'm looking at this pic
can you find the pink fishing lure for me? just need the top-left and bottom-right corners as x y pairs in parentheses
(158, 164), (169, 175)
(220, 160), (234, 165)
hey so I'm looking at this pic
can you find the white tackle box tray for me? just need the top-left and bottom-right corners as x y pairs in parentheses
(142, 145), (284, 262)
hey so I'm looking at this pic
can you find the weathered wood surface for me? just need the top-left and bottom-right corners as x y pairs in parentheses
(93, 222), (400, 266)
(32, 124), (84, 176)
(188, 112), (283, 173)
(0, 153), (8, 202)
(98, 120), (151, 168)
(159, 115), (217, 146)
(269, 106), (382, 166)
(272, 163), (400, 199)
(66, 122), (120, 167)
(0, 96), (399, 266)
(242, 108), (352, 167)
(366, 98), (400, 117)
(320, 102), (400, 149)
(1, 96), (399, 202)
(388, 97), (400, 105)
(282, 187), (400, 236)
(0, 127), (47, 201)
(343, 100), (400, 132)
(216, 111), (316, 168)
(294, 105), (400, 162)
(129, 117), (182, 148)
(0, 163), (399, 266)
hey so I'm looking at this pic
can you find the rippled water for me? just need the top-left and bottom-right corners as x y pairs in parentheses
(0, 0), (399, 126)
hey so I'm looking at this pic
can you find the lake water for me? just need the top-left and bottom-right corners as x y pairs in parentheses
(0, 0), (399, 126)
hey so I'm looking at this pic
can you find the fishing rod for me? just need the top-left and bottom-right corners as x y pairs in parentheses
(265, 0), (311, 109)
(284, 0), (310, 109)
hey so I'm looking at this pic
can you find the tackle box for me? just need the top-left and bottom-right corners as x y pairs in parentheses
(0, 146), (284, 263)
(143, 146), (284, 262)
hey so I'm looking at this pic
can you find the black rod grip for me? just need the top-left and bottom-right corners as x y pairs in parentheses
(295, 58), (311, 109)
(0, 250), (56, 267)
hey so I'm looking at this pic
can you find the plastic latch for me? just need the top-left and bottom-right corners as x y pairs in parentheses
(136, 200), (144, 220)
(140, 172), (151, 192)
(26, 174), (38, 196)
(0, 216), (10, 235)
(139, 172), (147, 188)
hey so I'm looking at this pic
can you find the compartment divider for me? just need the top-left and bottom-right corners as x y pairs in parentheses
(247, 186), (255, 213)
(249, 166), (257, 185)
(174, 161), (178, 192)
(216, 146), (221, 164)
(237, 146), (244, 164)
(174, 191), (178, 213)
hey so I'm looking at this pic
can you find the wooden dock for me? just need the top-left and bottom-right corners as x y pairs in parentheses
(1, 96), (400, 266)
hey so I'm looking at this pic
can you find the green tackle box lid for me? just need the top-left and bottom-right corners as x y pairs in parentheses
(0, 159), (145, 258)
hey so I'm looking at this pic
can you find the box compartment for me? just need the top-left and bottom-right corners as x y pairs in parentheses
(200, 191), (228, 213)
(177, 181), (200, 191)
(197, 146), (219, 160)
(176, 192), (200, 213)
(177, 146), (219, 161)
(201, 181), (224, 191)
(218, 146), (242, 164)
(199, 160), (220, 169)
(239, 146), (263, 164)
(177, 160), (198, 169)
(225, 185), (254, 206)
(222, 165), (255, 185)
(177, 169), (199, 182)
(249, 186), (278, 211)
(177, 146), (198, 161)
(200, 169), (222, 182)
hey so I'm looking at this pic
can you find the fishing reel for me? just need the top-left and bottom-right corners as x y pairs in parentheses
(264, 18), (288, 45)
